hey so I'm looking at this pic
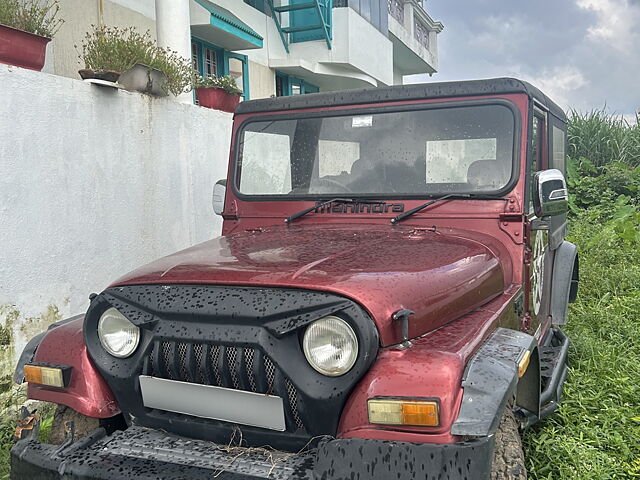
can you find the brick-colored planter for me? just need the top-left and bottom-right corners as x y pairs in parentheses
(0, 24), (50, 71)
(196, 87), (241, 113)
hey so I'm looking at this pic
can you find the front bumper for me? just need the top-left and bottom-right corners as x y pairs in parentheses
(11, 426), (495, 480)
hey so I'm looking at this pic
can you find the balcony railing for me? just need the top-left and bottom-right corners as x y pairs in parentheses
(387, 0), (404, 24)
(414, 17), (429, 48)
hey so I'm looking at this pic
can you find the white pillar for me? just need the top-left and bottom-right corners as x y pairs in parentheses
(155, 0), (192, 103)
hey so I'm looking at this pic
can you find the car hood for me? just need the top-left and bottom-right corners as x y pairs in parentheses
(112, 224), (504, 346)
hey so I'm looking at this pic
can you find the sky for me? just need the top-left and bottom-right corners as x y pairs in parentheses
(407, 0), (640, 119)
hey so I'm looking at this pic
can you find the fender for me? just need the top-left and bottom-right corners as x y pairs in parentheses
(15, 315), (120, 419)
(451, 328), (537, 436)
(337, 290), (521, 444)
(550, 241), (579, 326)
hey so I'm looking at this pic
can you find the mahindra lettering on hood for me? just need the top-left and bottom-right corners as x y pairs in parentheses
(12, 78), (578, 480)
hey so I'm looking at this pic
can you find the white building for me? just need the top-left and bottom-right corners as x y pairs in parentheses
(44, 0), (443, 100)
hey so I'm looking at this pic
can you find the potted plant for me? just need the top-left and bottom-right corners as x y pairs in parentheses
(194, 75), (243, 113)
(78, 26), (193, 96)
(0, 0), (63, 71)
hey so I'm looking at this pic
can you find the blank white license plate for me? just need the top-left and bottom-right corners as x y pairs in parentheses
(139, 375), (286, 431)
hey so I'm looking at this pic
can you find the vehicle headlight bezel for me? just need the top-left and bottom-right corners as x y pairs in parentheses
(97, 307), (140, 358)
(302, 315), (359, 377)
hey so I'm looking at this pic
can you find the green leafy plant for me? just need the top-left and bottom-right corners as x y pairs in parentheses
(0, 0), (63, 38)
(78, 26), (194, 96)
(193, 74), (243, 96)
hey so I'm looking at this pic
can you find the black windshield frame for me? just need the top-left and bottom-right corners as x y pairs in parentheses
(232, 98), (523, 202)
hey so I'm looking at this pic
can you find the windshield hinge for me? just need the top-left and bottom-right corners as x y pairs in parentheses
(222, 199), (238, 221)
(502, 195), (521, 214)
(499, 204), (524, 244)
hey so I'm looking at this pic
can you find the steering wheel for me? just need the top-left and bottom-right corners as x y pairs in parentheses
(311, 177), (353, 193)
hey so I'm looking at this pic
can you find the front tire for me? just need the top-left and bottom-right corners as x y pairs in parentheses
(49, 405), (100, 445)
(490, 409), (527, 479)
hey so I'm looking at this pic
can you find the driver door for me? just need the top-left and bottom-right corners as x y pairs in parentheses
(525, 109), (554, 336)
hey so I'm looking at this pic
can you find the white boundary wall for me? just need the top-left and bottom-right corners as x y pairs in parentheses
(0, 64), (231, 356)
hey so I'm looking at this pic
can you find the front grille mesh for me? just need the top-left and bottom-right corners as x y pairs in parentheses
(145, 341), (305, 432)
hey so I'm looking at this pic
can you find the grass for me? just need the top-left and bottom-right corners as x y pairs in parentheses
(522, 110), (640, 478)
(523, 211), (640, 479)
(0, 422), (11, 479)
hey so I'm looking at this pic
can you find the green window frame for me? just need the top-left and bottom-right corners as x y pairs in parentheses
(191, 37), (250, 100)
(275, 71), (319, 96)
(243, 0), (267, 14)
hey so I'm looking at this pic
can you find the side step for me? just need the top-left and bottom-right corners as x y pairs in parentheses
(520, 327), (570, 427)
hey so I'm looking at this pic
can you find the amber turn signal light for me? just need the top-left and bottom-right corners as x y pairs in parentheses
(368, 398), (439, 427)
(518, 350), (531, 378)
(24, 364), (70, 388)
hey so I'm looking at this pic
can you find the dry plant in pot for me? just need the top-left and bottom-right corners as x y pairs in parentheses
(194, 74), (243, 113)
(0, 0), (63, 71)
(78, 25), (193, 96)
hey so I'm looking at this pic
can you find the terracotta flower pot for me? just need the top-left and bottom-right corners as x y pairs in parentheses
(0, 24), (50, 71)
(196, 87), (241, 113)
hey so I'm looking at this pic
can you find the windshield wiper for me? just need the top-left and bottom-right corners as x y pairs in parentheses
(390, 193), (507, 224)
(285, 198), (386, 224)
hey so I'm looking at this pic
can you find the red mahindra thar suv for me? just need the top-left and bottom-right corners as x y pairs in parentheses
(12, 78), (578, 480)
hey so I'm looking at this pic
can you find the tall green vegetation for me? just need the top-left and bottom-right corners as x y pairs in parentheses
(569, 110), (640, 167)
(524, 111), (640, 479)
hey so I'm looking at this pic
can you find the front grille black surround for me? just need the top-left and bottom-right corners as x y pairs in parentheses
(84, 285), (379, 451)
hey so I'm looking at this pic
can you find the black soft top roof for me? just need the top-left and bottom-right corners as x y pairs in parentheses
(235, 77), (566, 121)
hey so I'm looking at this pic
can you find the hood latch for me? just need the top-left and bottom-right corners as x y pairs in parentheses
(393, 309), (415, 348)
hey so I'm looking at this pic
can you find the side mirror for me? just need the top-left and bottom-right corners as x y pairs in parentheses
(533, 169), (568, 217)
(212, 179), (226, 216)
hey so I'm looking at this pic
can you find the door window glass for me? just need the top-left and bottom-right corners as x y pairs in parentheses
(552, 126), (566, 172)
(529, 115), (543, 213)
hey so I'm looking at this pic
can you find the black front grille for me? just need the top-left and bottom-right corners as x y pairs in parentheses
(86, 285), (380, 451)
(145, 340), (305, 431)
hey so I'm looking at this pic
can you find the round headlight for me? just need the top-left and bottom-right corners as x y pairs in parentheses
(98, 307), (140, 358)
(303, 316), (358, 376)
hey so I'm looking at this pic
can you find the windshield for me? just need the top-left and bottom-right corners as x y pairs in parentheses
(235, 103), (516, 198)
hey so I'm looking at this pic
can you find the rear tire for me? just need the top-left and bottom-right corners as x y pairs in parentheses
(49, 405), (100, 445)
(490, 409), (527, 480)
